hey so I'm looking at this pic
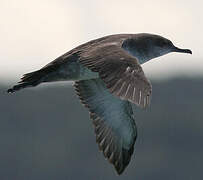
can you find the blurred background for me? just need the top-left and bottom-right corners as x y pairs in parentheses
(1, 0), (203, 179)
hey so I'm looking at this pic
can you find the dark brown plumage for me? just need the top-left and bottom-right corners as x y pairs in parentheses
(7, 33), (192, 174)
(78, 43), (152, 108)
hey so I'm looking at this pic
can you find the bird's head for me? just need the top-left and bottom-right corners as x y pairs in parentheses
(122, 33), (192, 64)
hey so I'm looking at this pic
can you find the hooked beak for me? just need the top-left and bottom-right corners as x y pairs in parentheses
(173, 46), (192, 54)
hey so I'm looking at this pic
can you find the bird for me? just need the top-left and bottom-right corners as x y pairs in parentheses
(7, 33), (192, 174)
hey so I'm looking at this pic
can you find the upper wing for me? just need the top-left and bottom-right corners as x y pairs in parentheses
(74, 79), (137, 174)
(78, 43), (152, 108)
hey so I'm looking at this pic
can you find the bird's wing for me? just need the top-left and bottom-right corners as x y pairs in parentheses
(78, 43), (152, 108)
(74, 79), (137, 174)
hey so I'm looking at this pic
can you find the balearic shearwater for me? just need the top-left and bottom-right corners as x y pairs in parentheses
(8, 33), (192, 174)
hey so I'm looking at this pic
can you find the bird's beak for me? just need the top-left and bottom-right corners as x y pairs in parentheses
(173, 46), (192, 54)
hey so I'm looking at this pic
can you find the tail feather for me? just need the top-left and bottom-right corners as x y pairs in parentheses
(7, 70), (43, 93)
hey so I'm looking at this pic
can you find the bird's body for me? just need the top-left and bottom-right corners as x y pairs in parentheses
(8, 33), (192, 174)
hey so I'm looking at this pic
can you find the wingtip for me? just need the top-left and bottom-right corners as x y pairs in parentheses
(115, 167), (125, 175)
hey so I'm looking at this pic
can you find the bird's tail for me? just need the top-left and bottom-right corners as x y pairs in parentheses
(7, 70), (44, 93)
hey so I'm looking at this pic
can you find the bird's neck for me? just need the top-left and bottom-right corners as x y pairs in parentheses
(124, 46), (171, 64)
(122, 39), (171, 64)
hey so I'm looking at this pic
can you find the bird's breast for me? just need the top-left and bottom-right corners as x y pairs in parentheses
(77, 63), (99, 80)
(58, 59), (99, 81)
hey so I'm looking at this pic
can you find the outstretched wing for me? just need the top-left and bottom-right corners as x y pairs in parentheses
(74, 79), (137, 174)
(78, 43), (152, 108)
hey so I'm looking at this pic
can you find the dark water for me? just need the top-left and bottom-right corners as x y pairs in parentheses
(0, 78), (203, 180)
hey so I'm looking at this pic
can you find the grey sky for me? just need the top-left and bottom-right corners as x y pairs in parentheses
(1, 0), (202, 83)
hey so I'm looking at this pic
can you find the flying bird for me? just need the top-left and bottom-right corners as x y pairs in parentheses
(8, 33), (192, 174)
